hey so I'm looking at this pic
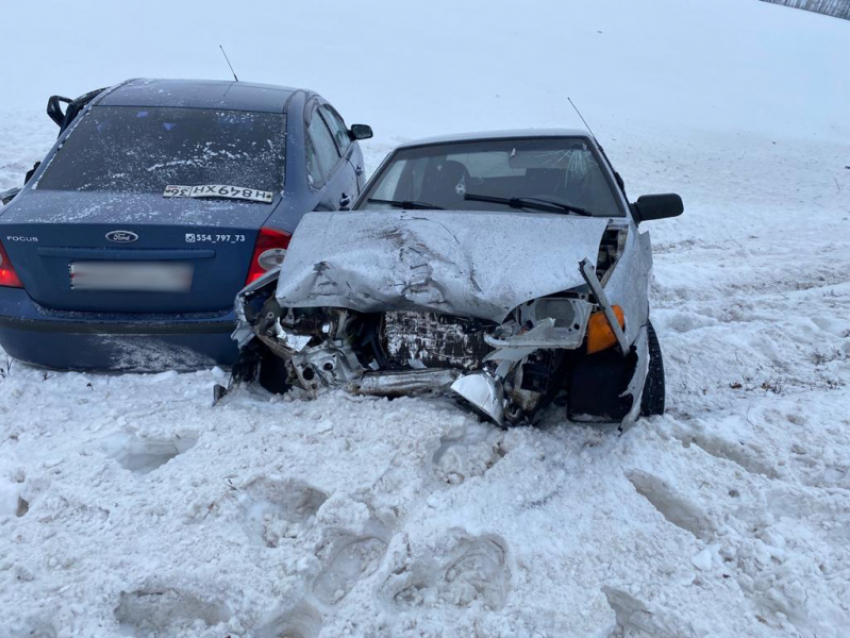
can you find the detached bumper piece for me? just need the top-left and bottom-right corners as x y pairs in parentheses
(450, 372), (505, 426)
(353, 369), (461, 397)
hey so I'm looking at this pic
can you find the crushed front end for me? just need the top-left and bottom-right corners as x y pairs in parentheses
(228, 259), (641, 428)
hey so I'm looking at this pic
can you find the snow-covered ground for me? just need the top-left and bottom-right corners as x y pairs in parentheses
(1, 1), (849, 636)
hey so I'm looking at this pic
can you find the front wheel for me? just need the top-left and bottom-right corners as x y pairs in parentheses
(640, 321), (665, 417)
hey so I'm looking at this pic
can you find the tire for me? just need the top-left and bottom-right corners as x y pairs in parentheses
(640, 321), (665, 417)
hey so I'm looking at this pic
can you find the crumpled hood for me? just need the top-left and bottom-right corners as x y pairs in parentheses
(275, 210), (610, 323)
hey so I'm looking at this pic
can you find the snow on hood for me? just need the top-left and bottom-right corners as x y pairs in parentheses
(275, 210), (611, 322)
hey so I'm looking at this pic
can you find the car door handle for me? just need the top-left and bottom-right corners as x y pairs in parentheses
(354, 165), (364, 176)
(339, 193), (351, 208)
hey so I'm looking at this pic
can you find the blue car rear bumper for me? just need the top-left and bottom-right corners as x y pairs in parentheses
(0, 287), (238, 371)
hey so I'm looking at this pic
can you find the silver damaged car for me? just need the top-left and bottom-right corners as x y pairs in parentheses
(226, 130), (683, 429)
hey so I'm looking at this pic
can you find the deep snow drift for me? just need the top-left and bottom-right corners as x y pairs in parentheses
(1, 1), (849, 637)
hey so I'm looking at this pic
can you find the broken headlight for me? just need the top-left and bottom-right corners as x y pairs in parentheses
(596, 225), (628, 284)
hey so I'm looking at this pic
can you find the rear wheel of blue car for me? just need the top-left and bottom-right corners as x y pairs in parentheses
(640, 321), (665, 417)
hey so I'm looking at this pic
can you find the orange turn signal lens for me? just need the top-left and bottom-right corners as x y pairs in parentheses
(586, 305), (625, 354)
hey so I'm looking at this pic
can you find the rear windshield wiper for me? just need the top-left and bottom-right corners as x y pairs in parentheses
(463, 193), (593, 216)
(366, 198), (444, 210)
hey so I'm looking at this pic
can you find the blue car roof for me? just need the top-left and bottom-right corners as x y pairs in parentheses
(98, 78), (302, 113)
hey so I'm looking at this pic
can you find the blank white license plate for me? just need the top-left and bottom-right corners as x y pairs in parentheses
(70, 261), (194, 292)
(163, 184), (274, 204)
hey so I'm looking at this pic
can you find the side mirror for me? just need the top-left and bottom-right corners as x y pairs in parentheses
(46, 87), (107, 133)
(349, 124), (373, 141)
(631, 194), (683, 223)
(1, 187), (21, 206)
(47, 95), (72, 128)
(25, 162), (41, 185)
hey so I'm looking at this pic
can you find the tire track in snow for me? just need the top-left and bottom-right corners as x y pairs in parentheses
(626, 470), (713, 539)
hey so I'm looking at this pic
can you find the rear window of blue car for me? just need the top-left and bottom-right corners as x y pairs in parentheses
(36, 107), (285, 195)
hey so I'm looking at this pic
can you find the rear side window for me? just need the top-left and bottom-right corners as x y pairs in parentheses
(305, 137), (322, 187)
(36, 107), (285, 194)
(306, 107), (341, 186)
(319, 105), (351, 156)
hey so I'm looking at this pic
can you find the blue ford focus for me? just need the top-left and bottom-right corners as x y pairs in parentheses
(0, 78), (372, 371)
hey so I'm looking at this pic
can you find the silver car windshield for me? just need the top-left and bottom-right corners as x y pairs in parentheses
(359, 137), (624, 217)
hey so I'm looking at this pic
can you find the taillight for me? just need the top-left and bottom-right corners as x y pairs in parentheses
(246, 227), (292, 284)
(0, 239), (23, 288)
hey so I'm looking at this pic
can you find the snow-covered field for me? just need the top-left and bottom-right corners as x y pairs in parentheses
(1, 1), (849, 636)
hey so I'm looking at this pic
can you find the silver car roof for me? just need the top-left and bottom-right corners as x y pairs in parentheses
(398, 128), (595, 148)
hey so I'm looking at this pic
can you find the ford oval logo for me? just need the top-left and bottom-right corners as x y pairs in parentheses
(106, 230), (139, 244)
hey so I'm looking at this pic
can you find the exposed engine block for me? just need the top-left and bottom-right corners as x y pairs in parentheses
(380, 310), (493, 371)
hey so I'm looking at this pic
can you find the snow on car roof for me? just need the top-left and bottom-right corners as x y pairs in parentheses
(398, 128), (595, 148)
(99, 78), (301, 113)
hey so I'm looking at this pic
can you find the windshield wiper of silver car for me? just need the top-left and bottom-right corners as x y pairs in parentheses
(463, 194), (593, 216)
(366, 198), (444, 210)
